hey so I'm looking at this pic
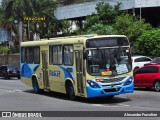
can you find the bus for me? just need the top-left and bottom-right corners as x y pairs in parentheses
(20, 35), (134, 100)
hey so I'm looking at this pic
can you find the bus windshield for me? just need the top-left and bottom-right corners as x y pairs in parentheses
(86, 47), (132, 76)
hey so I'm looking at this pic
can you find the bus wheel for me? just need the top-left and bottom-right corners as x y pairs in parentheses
(68, 83), (76, 100)
(154, 81), (160, 92)
(32, 78), (40, 94)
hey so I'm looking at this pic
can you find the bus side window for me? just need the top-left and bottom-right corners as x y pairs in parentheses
(21, 47), (26, 63)
(52, 45), (62, 65)
(26, 47), (33, 63)
(63, 45), (73, 65)
(34, 47), (40, 64)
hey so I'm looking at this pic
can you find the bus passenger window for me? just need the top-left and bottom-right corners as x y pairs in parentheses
(21, 47), (26, 63)
(52, 45), (62, 65)
(26, 47), (33, 63)
(34, 47), (40, 64)
(63, 45), (73, 65)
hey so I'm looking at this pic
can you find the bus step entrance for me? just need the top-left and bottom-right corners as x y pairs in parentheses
(44, 86), (50, 92)
(44, 88), (50, 92)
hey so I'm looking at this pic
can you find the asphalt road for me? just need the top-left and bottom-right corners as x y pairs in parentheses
(0, 77), (160, 120)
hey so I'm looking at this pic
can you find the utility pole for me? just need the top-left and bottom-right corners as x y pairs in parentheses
(18, 20), (23, 43)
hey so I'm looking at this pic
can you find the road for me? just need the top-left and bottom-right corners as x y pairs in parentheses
(0, 77), (160, 120)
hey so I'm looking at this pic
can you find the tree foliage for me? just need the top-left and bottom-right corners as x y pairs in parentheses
(87, 23), (117, 35)
(0, 9), (5, 25)
(58, 0), (93, 5)
(0, 46), (10, 55)
(113, 14), (152, 42)
(96, 2), (121, 24)
(84, 2), (121, 32)
(2, 0), (58, 39)
(135, 29), (160, 57)
(84, 14), (99, 29)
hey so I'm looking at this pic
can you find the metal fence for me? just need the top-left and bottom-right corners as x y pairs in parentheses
(0, 53), (19, 67)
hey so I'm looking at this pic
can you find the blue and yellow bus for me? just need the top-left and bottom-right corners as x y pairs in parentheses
(20, 35), (134, 100)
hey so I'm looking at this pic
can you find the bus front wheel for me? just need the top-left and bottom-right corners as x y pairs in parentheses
(67, 82), (76, 100)
(32, 78), (40, 94)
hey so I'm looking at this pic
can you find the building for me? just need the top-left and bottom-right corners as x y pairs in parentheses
(54, 0), (160, 26)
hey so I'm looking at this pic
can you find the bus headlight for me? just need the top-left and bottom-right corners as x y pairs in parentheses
(87, 80), (100, 88)
(124, 76), (134, 86)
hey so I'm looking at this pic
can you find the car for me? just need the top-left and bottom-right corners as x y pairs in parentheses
(0, 65), (20, 79)
(144, 57), (160, 66)
(132, 56), (152, 72)
(133, 64), (160, 91)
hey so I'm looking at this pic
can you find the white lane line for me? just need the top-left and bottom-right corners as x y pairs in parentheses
(92, 103), (130, 107)
(92, 104), (104, 107)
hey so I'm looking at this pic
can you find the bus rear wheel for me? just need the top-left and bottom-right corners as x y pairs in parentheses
(67, 82), (76, 100)
(154, 81), (160, 92)
(32, 77), (40, 94)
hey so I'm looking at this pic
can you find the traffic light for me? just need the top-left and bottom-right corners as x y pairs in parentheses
(13, 18), (19, 24)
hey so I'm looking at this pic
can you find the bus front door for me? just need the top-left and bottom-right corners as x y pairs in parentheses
(75, 44), (85, 96)
(41, 50), (49, 90)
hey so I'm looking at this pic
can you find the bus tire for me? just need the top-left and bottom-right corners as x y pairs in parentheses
(4, 75), (9, 79)
(154, 81), (160, 92)
(18, 76), (21, 79)
(67, 82), (76, 100)
(32, 77), (40, 94)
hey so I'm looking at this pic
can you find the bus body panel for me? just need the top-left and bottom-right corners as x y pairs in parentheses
(21, 77), (33, 87)
(48, 65), (74, 94)
(86, 75), (134, 98)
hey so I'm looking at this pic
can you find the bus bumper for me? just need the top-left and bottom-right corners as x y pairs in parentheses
(86, 82), (134, 98)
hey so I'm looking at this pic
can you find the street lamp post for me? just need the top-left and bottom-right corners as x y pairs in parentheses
(18, 20), (23, 43)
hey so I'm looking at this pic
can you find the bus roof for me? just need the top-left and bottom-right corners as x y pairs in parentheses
(20, 35), (127, 47)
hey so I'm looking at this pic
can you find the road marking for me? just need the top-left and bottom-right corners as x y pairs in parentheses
(92, 104), (104, 107)
(0, 80), (20, 82)
(0, 88), (22, 93)
(8, 89), (22, 92)
(92, 103), (130, 107)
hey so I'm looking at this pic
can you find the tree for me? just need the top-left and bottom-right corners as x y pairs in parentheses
(3, 0), (35, 19)
(2, 0), (58, 39)
(84, 14), (99, 30)
(0, 46), (11, 55)
(84, 2), (121, 30)
(87, 23), (117, 35)
(58, 0), (93, 5)
(95, 2), (121, 24)
(113, 14), (152, 42)
(135, 29), (160, 57)
(0, 8), (5, 25)
(31, 0), (58, 38)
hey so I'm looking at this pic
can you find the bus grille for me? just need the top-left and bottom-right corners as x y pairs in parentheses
(104, 88), (121, 92)
(102, 77), (125, 83)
